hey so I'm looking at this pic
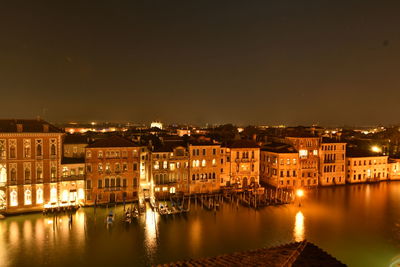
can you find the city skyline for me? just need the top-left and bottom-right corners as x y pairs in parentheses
(1, 1), (400, 125)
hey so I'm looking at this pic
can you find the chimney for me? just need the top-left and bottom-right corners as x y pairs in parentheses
(16, 124), (23, 133)
(43, 124), (49, 133)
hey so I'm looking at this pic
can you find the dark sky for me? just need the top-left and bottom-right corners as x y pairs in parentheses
(1, 1), (400, 126)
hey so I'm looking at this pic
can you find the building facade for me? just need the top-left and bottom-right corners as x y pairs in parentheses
(319, 141), (346, 186)
(285, 137), (320, 187)
(151, 144), (189, 198)
(188, 142), (221, 194)
(0, 119), (64, 213)
(226, 140), (260, 188)
(85, 136), (141, 205)
(260, 144), (299, 189)
(346, 155), (388, 183)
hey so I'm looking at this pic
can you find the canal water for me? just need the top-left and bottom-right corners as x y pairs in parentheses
(1, 182), (400, 267)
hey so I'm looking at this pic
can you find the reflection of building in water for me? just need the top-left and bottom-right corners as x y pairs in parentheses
(294, 211), (305, 242)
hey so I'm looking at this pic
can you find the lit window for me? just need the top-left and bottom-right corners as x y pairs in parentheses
(155, 187), (160, 192)
(170, 163), (175, 171)
(299, 150), (308, 158)
(10, 189), (18, 206)
(36, 188), (43, 204)
(313, 150), (318, 156)
(62, 190), (69, 202)
(162, 187), (168, 192)
(154, 161), (159, 170)
(24, 189), (32, 205)
(201, 160), (206, 167)
(163, 161), (168, 169)
(170, 187), (176, 194)
(78, 188), (85, 200)
(212, 159), (216, 166)
(50, 187), (57, 203)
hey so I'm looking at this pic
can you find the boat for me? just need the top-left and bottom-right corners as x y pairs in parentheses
(0, 214), (5, 220)
(106, 211), (114, 225)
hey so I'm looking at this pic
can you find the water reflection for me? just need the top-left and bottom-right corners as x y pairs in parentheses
(144, 208), (159, 258)
(294, 211), (304, 242)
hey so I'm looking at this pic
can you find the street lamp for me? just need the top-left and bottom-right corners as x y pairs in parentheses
(296, 189), (304, 207)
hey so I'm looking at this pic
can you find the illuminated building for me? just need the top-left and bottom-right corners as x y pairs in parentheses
(346, 149), (388, 183)
(84, 135), (141, 205)
(151, 142), (189, 197)
(222, 140), (260, 188)
(318, 139), (346, 186)
(285, 137), (320, 187)
(188, 141), (221, 194)
(0, 119), (64, 213)
(150, 121), (163, 130)
(260, 142), (299, 188)
(388, 158), (400, 180)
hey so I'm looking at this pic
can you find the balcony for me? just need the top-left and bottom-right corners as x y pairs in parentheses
(61, 175), (85, 181)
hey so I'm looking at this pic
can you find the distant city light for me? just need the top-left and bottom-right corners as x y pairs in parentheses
(371, 146), (382, 153)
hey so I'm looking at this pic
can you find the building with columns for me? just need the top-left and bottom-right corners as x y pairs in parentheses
(0, 119), (64, 214)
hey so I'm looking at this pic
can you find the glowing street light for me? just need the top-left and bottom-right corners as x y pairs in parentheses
(296, 189), (304, 207)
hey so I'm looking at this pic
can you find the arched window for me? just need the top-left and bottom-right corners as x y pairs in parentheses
(25, 168), (31, 181)
(0, 165), (6, 183)
(201, 160), (206, 167)
(196, 174), (199, 180)
(10, 168), (16, 182)
(36, 167), (43, 180)
(51, 167), (56, 179)
(212, 173), (216, 179)
(50, 144), (56, 156)
(10, 190), (18, 206)
(36, 143), (42, 156)
(50, 187), (57, 203)
(192, 174), (195, 181)
(9, 146), (16, 158)
(24, 189), (32, 205)
(36, 188), (43, 204)
(116, 177), (121, 187)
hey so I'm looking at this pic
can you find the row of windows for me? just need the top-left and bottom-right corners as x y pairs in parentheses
(86, 149), (138, 159)
(87, 178), (137, 189)
(191, 173), (216, 181)
(321, 144), (345, 151)
(323, 165), (345, 173)
(279, 179), (317, 186)
(154, 161), (189, 170)
(6, 165), (57, 182)
(86, 163), (137, 173)
(0, 139), (56, 159)
(192, 148), (217, 156)
(349, 173), (387, 180)
(235, 151), (255, 159)
(348, 159), (386, 166)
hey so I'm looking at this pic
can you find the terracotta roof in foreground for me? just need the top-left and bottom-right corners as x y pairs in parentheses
(87, 135), (139, 148)
(0, 119), (62, 133)
(157, 241), (346, 267)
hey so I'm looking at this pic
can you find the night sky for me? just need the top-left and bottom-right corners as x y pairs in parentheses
(1, 1), (400, 126)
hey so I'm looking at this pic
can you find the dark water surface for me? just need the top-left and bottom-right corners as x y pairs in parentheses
(1, 182), (400, 267)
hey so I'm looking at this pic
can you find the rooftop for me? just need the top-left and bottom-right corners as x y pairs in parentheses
(159, 241), (346, 267)
(87, 135), (139, 148)
(262, 142), (297, 153)
(0, 119), (62, 133)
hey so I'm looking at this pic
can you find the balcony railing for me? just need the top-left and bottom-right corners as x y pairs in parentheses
(61, 175), (85, 181)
